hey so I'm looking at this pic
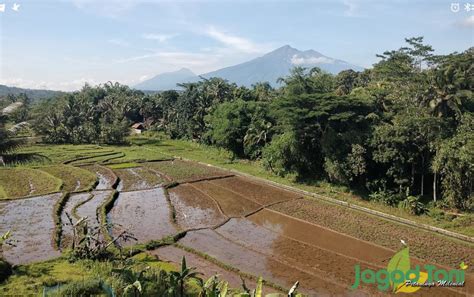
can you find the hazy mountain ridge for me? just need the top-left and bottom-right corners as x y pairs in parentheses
(135, 45), (364, 91)
(0, 85), (64, 101)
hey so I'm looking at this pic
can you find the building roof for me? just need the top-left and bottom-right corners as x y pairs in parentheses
(131, 122), (145, 129)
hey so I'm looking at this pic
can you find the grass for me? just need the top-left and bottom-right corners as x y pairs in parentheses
(145, 159), (226, 182)
(0, 253), (177, 296)
(38, 165), (97, 192)
(0, 168), (62, 199)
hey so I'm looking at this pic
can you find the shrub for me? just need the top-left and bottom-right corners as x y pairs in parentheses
(398, 196), (427, 215)
(0, 258), (12, 283)
(369, 190), (403, 206)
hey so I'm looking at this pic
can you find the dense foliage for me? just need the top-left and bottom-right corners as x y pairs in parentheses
(3, 37), (473, 210)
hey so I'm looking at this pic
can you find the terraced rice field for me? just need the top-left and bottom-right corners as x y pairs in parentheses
(107, 188), (177, 245)
(1, 158), (473, 296)
(0, 193), (62, 264)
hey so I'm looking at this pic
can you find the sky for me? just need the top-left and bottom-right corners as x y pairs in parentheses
(0, 0), (473, 91)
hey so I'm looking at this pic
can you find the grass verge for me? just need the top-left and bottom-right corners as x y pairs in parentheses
(0, 168), (62, 199)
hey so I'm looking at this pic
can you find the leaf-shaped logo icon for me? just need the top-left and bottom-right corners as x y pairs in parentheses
(395, 271), (428, 294)
(387, 247), (410, 292)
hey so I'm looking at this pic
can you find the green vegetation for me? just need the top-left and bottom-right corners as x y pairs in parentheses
(146, 160), (226, 181)
(0, 168), (62, 199)
(39, 165), (97, 192)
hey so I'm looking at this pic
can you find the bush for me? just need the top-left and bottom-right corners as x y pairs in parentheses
(369, 190), (403, 206)
(398, 196), (427, 215)
(0, 258), (12, 283)
(47, 279), (105, 296)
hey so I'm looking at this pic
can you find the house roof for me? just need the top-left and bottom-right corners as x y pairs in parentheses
(131, 122), (144, 129)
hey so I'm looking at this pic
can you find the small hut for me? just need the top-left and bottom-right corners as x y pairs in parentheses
(131, 122), (145, 134)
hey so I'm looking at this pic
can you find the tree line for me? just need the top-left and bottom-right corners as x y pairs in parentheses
(1, 37), (473, 211)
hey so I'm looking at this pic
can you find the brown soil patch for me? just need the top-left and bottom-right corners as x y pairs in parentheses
(107, 188), (177, 245)
(168, 184), (227, 229)
(0, 193), (62, 265)
(189, 181), (260, 217)
(210, 176), (301, 205)
(270, 199), (474, 273)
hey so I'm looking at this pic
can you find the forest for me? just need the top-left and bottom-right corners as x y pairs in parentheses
(1, 37), (473, 212)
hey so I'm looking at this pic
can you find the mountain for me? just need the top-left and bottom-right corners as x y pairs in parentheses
(202, 45), (363, 87)
(134, 68), (199, 91)
(0, 85), (63, 101)
(134, 46), (364, 90)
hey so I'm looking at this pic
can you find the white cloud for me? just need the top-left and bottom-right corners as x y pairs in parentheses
(460, 16), (474, 27)
(342, 0), (366, 18)
(141, 33), (177, 42)
(116, 51), (220, 68)
(204, 26), (267, 54)
(139, 75), (150, 82)
(291, 55), (335, 65)
(0, 77), (99, 91)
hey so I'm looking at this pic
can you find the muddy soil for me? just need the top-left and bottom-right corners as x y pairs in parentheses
(113, 167), (165, 191)
(270, 199), (474, 274)
(210, 176), (301, 205)
(149, 245), (280, 293)
(107, 188), (177, 245)
(189, 181), (260, 217)
(60, 193), (90, 248)
(180, 229), (354, 296)
(0, 193), (62, 265)
(83, 165), (116, 190)
(75, 190), (112, 229)
(215, 215), (466, 297)
(168, 184), (227, 229)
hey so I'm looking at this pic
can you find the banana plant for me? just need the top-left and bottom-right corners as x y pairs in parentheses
(170, 256), (202, 297)
(197, 275), (228, 297)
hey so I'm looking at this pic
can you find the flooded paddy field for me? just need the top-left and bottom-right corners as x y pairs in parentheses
(209, 176), (301, 205)
(75, 190), (113, 229)
(1, 158), (472, 296)
(189, 181), (261, 217)
(60, 192), (91, 248)
(113, 166), (165, 191)
(168, 184), (227, 229)
(82, 165), (117, 190)
(107, 188), (177, 244)
(0, 193), (62, 265)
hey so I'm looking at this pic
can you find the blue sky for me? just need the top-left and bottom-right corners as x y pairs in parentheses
(0, 0), (473, 91)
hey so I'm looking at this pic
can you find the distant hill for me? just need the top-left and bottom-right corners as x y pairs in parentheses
(134, 68), (199, 91)
(136, 45), (364, 90)
(0, 85), (63, 101)
(202, 45), (363, 87)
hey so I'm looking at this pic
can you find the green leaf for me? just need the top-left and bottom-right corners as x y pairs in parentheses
(386, 247), (410, 291)
(255, 277), (263, 297)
